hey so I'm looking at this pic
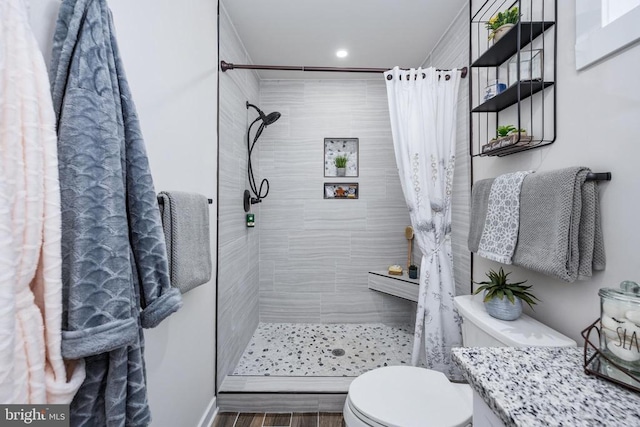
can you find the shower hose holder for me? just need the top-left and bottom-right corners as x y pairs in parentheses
(243, 189), (261, 213)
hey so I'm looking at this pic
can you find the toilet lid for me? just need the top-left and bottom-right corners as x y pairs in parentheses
(348, 366), (472, 427)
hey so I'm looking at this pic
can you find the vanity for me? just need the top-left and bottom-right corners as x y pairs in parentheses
(452, 346), (640, 426)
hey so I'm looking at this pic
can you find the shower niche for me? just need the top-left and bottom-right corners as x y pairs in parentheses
(469, 0), (556, 157)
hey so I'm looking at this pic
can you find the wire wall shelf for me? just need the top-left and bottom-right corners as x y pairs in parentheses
(469, 0), (557, 157)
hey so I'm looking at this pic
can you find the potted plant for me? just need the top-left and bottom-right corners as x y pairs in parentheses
(334, 154), (348, 177)
(486, 6), (520, 42)
(473, 268), (539, 321)
(496, 125), (516, 147)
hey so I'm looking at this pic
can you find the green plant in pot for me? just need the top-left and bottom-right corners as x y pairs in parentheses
(473, 268), (539, 321)
(497, 125), (516, 138)
(486, 6), (520, 42)
(334, 154), (348, 177)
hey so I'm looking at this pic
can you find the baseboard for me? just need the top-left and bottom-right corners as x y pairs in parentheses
(197, 396), (218, 427)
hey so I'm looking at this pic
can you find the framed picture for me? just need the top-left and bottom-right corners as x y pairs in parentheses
(324, 138), (359, 177)
(324, 183), (359, 199)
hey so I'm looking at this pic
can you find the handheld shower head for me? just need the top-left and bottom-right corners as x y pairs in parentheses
(264, 111), (281, 126)
(246, 101), (280, 126)
(245, 101), (281, 209)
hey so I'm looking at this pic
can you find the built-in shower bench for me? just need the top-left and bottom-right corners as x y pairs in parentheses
(368, 271), (419, 302)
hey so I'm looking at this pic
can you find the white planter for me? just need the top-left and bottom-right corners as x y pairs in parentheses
(336, 167), (346, 177)
(485, 295), (522, 321)
(492, 23), (514, 43)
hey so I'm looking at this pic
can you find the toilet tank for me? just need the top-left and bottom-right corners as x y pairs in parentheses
(454, 295), (577, 347)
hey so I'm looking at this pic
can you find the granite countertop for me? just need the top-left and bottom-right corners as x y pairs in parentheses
(452, 347), (640, 427)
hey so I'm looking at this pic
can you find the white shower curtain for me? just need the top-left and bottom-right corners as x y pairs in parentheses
(384, 66), (462, 380)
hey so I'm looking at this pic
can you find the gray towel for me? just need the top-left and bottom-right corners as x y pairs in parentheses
(158, 191), (212, 293)
(512, 167), (606, 282)
(468, 178), (495, 253)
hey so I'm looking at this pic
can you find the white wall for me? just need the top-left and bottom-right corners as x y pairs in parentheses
(28, 1), (218, 426)
(472, 1), (640, 343)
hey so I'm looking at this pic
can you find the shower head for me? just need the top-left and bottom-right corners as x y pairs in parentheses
(263, 111), (281, 126)
(246, 101), (280, 126)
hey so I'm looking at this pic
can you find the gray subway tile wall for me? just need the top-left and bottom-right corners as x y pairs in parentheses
(257, 79), (413, 325)
(218, 7), (262, 388)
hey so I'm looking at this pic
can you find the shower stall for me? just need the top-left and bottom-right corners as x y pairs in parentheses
(217, 63), (418, 408)
(216, 5), (470, 412)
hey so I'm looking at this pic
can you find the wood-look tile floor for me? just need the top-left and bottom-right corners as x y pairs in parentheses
(212, 412), (345, 427)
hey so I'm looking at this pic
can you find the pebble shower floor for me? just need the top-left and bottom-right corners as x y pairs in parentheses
(233, 323), (415, 377)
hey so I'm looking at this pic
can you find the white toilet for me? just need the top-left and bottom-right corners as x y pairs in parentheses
(343, 294), (577, 427)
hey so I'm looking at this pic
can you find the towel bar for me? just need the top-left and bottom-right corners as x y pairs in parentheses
(586, 172), (611, 181)
(158, 197), (213, 204)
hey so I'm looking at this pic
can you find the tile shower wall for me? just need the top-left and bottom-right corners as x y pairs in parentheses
(257, 79), (417, 325)
(217, 5), (261, 389)
(423, 6), (472, 297)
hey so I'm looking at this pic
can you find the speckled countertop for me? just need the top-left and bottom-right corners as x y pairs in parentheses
(452, 347), (640, 427)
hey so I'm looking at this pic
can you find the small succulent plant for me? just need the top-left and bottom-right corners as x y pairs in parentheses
(497, 125), (517, 137)
(473, 268), (539, 309)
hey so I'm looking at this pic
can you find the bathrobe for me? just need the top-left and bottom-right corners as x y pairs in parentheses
(0, 0), (86, 403)
(49, 0), (183, 424)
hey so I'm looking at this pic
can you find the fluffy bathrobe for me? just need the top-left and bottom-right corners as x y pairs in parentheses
(0, 0), (86, 403)
(49, 0), (183, 425)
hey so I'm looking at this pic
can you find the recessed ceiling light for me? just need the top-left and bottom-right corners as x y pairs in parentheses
(336, 50), (348, 58)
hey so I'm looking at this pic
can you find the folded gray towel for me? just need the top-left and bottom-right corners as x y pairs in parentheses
(468, 178), (495, 253)
(512, 167), (606, 282)
(158, 191), (212, 293)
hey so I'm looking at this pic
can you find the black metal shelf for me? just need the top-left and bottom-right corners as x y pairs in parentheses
(469, 0), (557, 158)
(472, 81), (554, 112)
(471, 21), (555, 67)
(479, 140), (553, 157)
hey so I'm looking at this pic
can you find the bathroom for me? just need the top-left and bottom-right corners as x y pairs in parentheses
(9, 0), (640, 426)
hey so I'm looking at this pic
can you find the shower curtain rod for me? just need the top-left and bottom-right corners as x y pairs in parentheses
(220, 61), (468, 79)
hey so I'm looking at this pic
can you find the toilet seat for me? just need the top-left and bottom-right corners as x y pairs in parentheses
(344, 366), (472, 427)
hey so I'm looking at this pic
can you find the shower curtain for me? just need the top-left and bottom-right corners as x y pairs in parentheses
(385, 67), (462, 380)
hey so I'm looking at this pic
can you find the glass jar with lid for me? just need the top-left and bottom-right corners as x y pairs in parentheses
(599, 281), (640, 374)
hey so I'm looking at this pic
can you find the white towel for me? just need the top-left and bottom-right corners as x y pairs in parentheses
(477, 171), (531, 264)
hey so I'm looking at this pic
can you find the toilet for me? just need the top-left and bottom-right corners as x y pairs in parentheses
(343, 294), (577, 427)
